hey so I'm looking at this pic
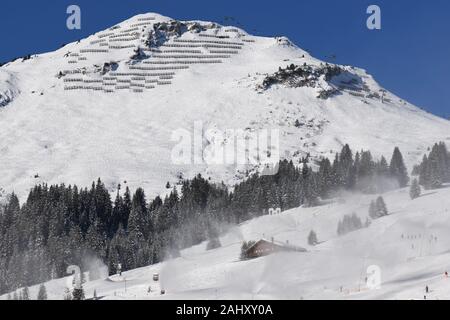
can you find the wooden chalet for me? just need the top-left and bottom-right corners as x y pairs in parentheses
(245, 238), (306, 259)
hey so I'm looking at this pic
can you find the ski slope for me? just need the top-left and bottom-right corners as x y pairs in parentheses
(3, 185), (450, 300)
(0, 12), (449, 200)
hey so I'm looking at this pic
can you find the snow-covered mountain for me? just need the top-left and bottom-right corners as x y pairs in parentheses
(1, 12), (449, 199)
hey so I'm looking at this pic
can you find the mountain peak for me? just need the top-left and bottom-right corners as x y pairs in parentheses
(54, 12), (258, 94)
(1, 12), (450, 200)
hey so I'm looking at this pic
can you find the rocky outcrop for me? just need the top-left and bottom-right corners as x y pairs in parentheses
(0, 91), (14, 107)
(145, 20), (221, 48)
(0, 71), (19, 108)
(145, 20), (188, 47)
(259, 63), (372, 99)
(100, 61), (119, 74)
(261, 63), (343, 90)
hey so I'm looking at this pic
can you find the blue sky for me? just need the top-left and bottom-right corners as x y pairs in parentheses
(0, 0), (449, 118)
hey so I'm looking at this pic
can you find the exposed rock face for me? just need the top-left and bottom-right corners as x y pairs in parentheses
(261, 63), (343, 90)
(145, 20), (220, 47)
(275, 36), (295, 47)
(146, 20), (188, 47)
(0, 71), (19, 108)
(186, 21), (219, 33)
(154, 20), (187, 36)
(0, 91), (14, 107)
(259, 63), (377, 99)
(100, 61), (119, 74)
(129, 47), (147, 62)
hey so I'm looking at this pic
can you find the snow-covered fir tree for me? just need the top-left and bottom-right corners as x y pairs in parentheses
(337, 213), (363, 236)
(410, 178), (421, 199)
(307, 230), (318, 245)
(375, 196), (388, 217)
(417, 142), (450, 189)
(389, 147), (410, 188)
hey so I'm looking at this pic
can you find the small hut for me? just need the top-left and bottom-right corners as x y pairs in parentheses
(245, 238), (306, 259)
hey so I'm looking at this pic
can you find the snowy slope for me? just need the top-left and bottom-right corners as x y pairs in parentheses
(3, 185), (450, 300)
(1, 12), (450, 200)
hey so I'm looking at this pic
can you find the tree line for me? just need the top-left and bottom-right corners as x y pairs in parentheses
(413, 142), (450, 190)
(0, 143), (413, 295)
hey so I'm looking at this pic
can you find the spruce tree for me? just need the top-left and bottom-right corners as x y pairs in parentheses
(240, 241), (255, 260)
(302, 164), (318, 207)
(375, 155), (391, 193)
(375, 196), (388, 217)
(318, 158), (333, 198)
(427, 144), (444, 189)
(389, 147), (409, 188)
(337, 213), (363, 235)
(409, 178), (421, 200)
(37, 284), (47, 300)
(419, 155), (429, 188)
(417, 143), (450, 189)
(122, 186), (132, 230)
(369, 200), (377, 219)
(111, 189), (124, 236)
(307, 230), (318, 245)
(377, 156), (389, 177)
(128, 188), (148, 241)
(439, 142), (450, 182)
(339, 144), (354, 188)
